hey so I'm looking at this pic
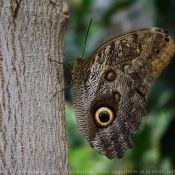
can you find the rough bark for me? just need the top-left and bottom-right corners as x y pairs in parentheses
(0, 0), (69, 174)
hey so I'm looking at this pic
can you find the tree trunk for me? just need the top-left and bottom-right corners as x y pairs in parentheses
(0, 0), (69, 174)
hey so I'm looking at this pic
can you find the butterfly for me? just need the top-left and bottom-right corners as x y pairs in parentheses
(71, 27), (175, 159)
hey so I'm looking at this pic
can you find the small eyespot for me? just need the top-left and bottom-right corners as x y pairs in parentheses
(114, 91), (121, 102)
(105, 70), (116, 82)
(155, 48), (160, 54)
(163, 37), (170, 42)
(94, 107), (115, 127)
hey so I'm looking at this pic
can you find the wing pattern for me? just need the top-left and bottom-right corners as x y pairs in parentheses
(72, 27), (175, 159)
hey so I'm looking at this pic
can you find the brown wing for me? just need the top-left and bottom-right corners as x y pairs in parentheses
(72, 27), (175, 159)
(85, 27), (175, 94)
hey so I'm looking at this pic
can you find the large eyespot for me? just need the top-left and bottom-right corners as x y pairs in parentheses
(94, 107), (115, 127)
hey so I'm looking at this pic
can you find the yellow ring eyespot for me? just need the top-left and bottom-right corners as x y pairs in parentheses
(94, 107), (115, 127)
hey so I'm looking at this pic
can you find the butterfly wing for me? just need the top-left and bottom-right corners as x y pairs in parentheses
(72, 27), (175, 159)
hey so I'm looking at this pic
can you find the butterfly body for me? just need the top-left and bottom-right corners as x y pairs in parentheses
(72, 27), (175, 159)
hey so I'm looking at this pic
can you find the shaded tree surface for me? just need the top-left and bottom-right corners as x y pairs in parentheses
(0, 0), (69, 174)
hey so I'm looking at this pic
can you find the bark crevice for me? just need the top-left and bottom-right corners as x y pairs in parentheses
(14, 0), (22, 18)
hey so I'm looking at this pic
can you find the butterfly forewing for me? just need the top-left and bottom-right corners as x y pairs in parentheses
(72, 27), (175, 159)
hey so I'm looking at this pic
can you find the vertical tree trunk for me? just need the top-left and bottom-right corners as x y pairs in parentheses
(0, 0), (69, 174)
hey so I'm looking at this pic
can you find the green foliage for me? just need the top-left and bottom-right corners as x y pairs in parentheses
(102, 0), (137, 25)
(64, 0), (175, 173)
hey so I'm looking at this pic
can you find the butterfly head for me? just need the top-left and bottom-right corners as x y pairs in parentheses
(72, 56), (86, 82)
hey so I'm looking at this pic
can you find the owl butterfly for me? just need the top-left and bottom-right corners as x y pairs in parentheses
(72, 27), (175, 159)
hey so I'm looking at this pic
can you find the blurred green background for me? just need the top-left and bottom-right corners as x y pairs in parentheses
(64, 0), (175, 174)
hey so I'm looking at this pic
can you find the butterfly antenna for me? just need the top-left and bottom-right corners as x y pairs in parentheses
(63, 53), (75, 61)
(53, 82), (73, 97)
(81, 18), (92, 58)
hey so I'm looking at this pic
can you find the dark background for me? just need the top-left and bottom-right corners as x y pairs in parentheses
(64, 0), (175, 174)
